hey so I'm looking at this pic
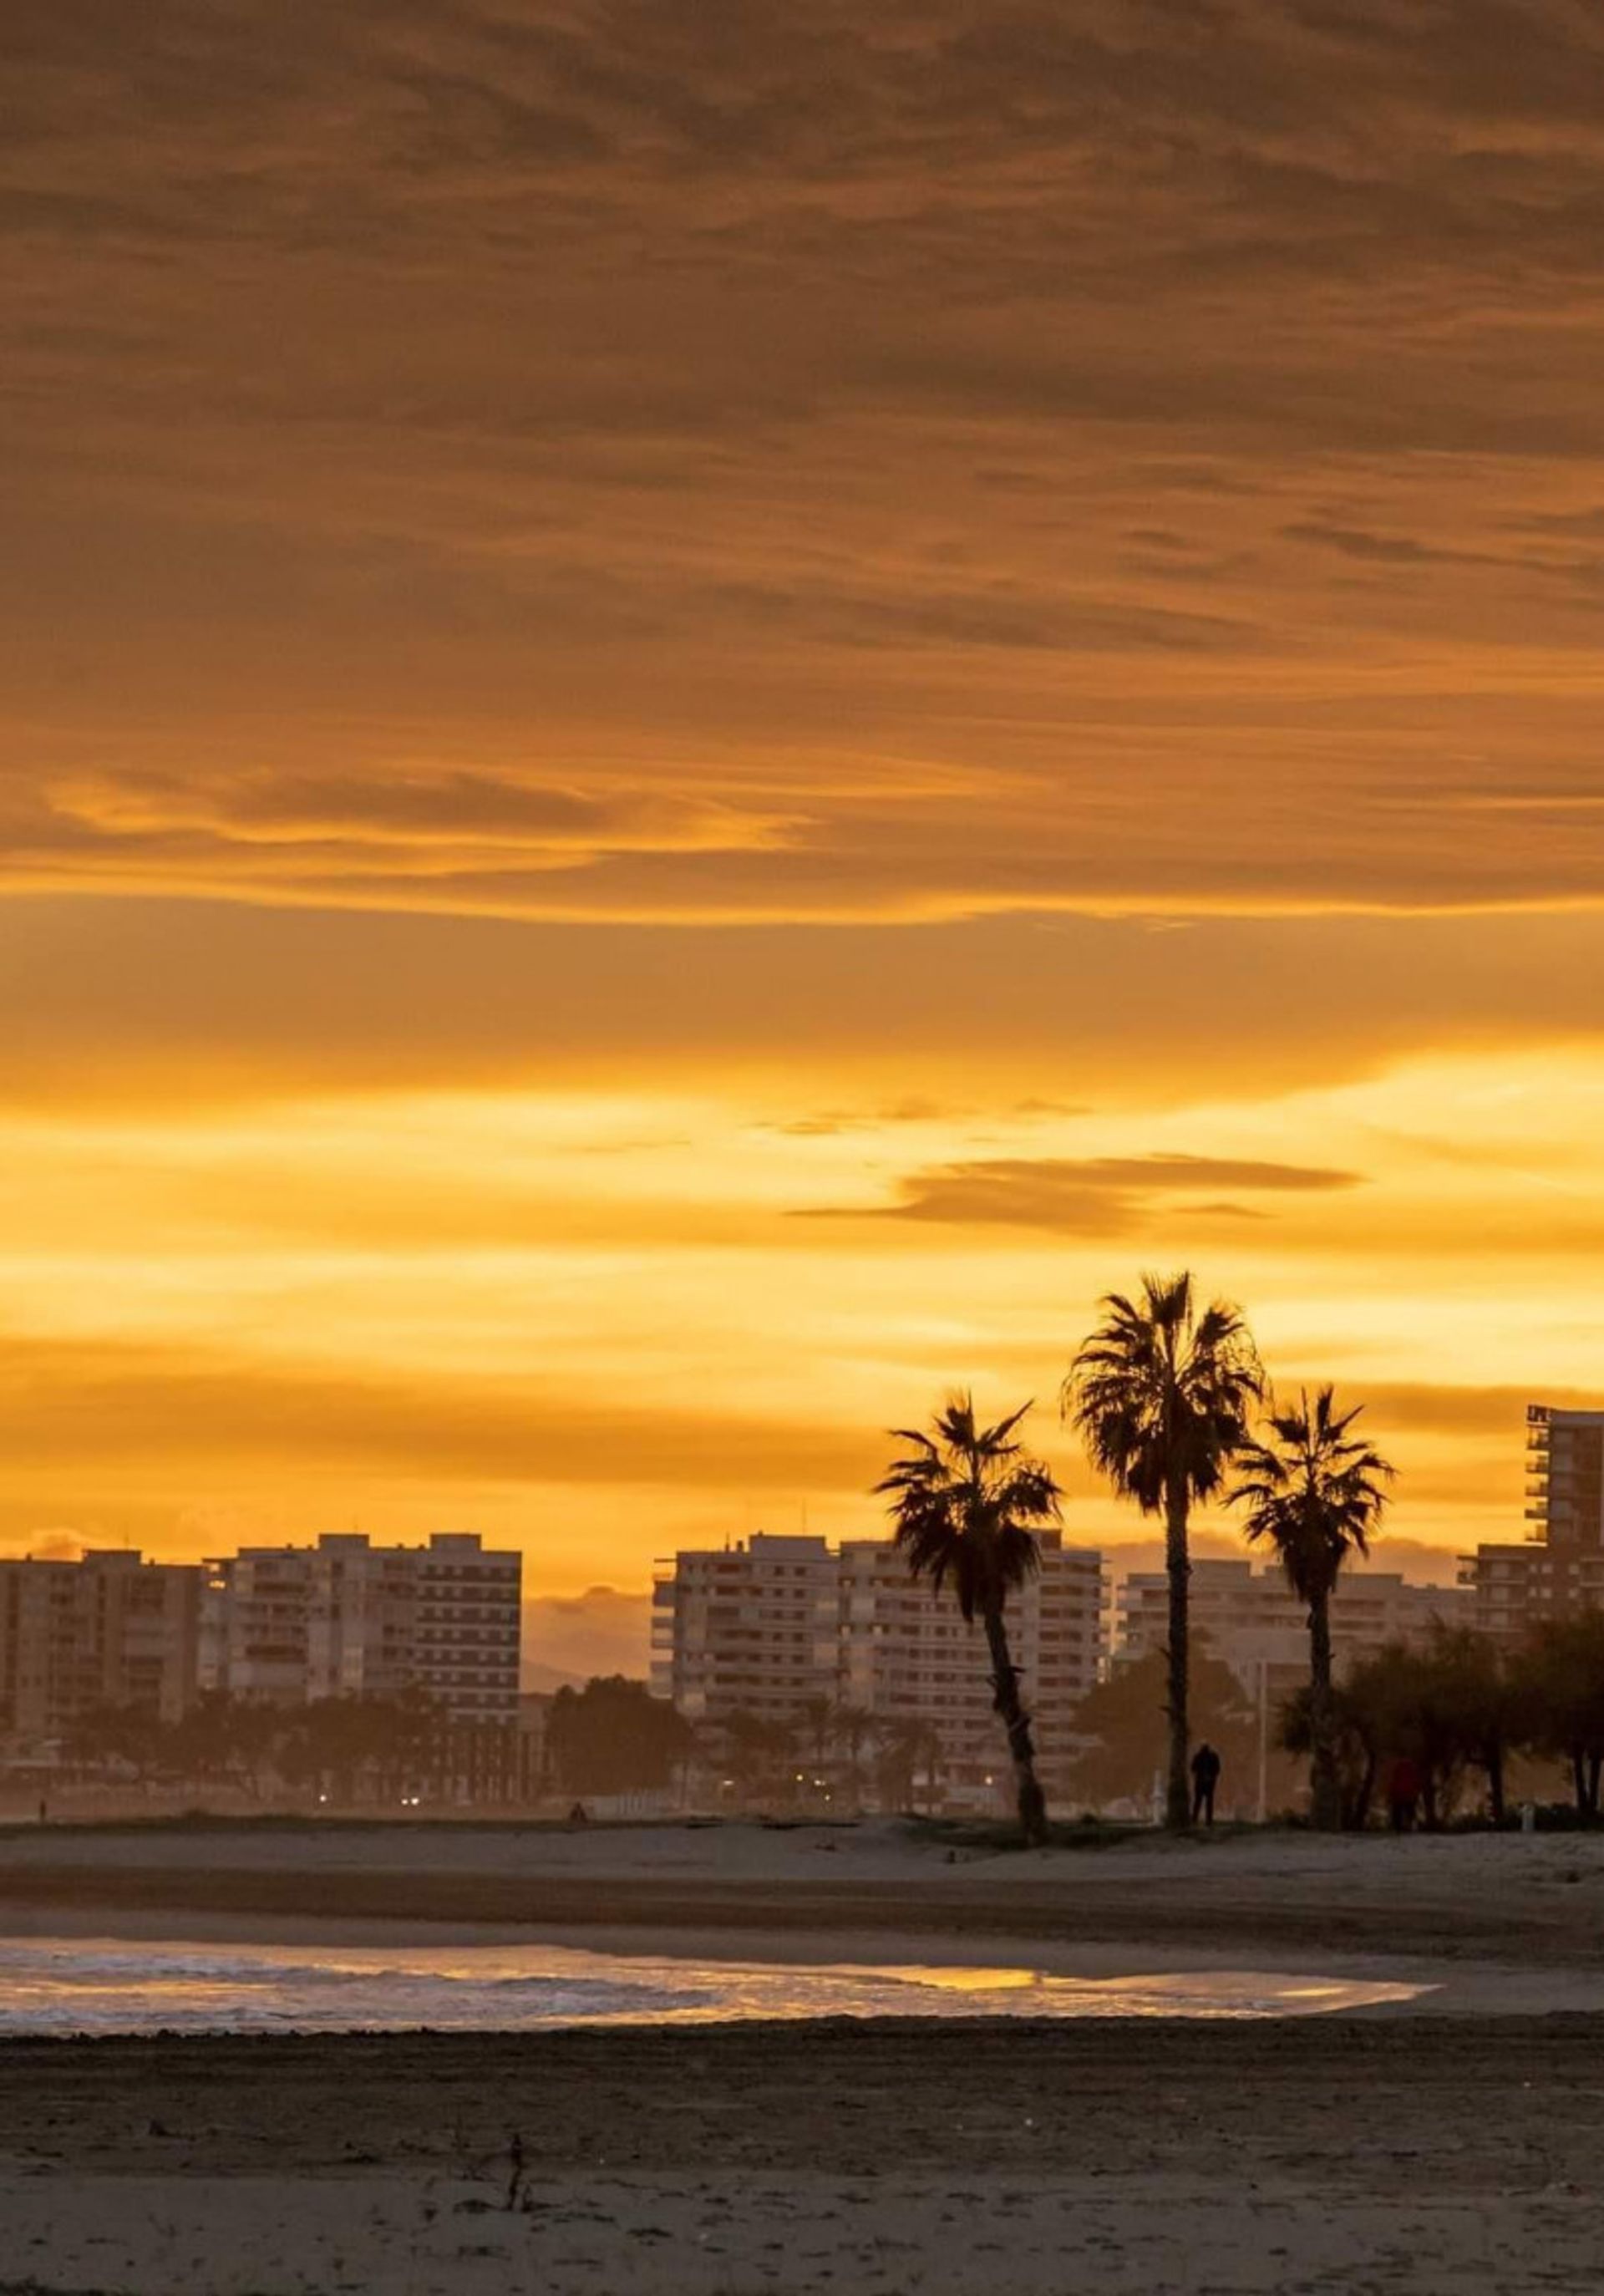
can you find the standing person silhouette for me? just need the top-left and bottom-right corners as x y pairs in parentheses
(1190, 1741), (1221, 1826)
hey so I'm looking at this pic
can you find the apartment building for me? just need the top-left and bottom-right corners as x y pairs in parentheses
(838, 1530), (1104, 1804)
(0, 1551), (201, 1742)
(1463, 1405), (1604, 1642)
(200, 1532), (522, 1725)
(1116, 1558), (1469, 1701)
(651, 1528), (1106, 1808)
(199, 1545), (312, 1704)
(649, 1533), (840, 1724)
(406, 1532), (522, 1725)
(1523, 1405), (1604, 1551)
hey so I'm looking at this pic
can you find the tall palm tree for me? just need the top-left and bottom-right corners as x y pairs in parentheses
(876, 1395), (1061, 1845)
(1064, 1272), (1263, 1830)
(1230, 1385), (1393, 1831)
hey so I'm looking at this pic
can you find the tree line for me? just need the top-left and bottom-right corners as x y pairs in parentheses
(1283, 1616), (1604, 1828)
(543, 1675), (946, 1810)
(58, 1687), (520, 1805)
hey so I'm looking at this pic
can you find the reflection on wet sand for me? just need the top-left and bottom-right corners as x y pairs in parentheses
(0, 1936), (1429, 2034)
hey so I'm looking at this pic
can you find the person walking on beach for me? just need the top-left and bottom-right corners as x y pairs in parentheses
(1190, 1741), (1221, 1826)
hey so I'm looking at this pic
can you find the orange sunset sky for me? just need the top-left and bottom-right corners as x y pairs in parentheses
(5, 3), (1604, 1602)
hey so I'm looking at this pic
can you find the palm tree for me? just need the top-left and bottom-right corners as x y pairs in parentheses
(1064, 1272), (1263, 1830)
(1230, 1385), (1393, 1831)
(876, 1394), (1061, 1846)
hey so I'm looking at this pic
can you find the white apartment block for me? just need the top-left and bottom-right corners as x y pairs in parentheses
(1524, 1404), (1604, 1552)
(1462, 1403), (1604, 1642)
(0, 1550), (201, 1742)
(652, 1529), (1106, 1808)
(838, 1531), (1104, 1805)
(200, 1532), (521, 1725)
(1116, 1558), (1472, 1696)
(649, 1533), (840, 1725)
(200, 1545), (312, 1705)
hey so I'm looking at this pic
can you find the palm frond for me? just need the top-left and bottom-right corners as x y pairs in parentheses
(1063, 1268), (1263, 1517)
(875, 1393), (1060, 1623)
(1227, 1383), (1394, 1603)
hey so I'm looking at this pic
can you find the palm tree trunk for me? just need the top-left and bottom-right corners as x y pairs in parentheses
(1307, 1592), (1339, 1831)
(982, 1605), (1048, 1846)
(1164, 1476), (1190, 1831)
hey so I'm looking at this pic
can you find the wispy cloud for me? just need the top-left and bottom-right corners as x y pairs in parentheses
(804, 1152), (1363, 1235)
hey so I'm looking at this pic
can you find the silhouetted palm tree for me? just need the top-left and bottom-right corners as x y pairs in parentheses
(1064, 1272), (1262, 1830)
(876, 1395), (1060, 1845)
(1231, 1385), (1393, 1831)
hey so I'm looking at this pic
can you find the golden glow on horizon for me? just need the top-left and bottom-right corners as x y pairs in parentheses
(0, 1039), (1598, 1586)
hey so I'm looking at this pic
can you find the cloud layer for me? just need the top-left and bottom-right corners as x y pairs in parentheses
(7, 1), (1604, 920)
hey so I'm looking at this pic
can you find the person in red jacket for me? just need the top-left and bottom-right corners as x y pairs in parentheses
(1388, 1755), (1421, 1833)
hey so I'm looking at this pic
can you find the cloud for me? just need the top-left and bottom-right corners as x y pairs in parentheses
(1345, 1381), (1598, 1440)
(0, 1333), (888, 1493)
(2, 901), (1602, 1116)
(806, 1152), (1363, 1234)
(522, 1586), (653, 1687)
(5, 2), (1604, 925)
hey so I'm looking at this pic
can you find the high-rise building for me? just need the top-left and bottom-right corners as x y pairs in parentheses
(650, 1533), (840, 1725)
(201, 1533), (521, 1724)
(838, 1530), (1104, 1805)
(406, 1532), (523, 1725)
(651, 1528), (1106, 1809)
(1464, 1405), (1604, 1642)
(1524, 1405), (1604, 1550)
(200, 1545), (313, 1704)
(0, 1551), (201, 1742)
(1116, 1558), (1471, 1703)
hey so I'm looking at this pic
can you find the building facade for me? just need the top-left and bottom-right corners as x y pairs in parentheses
(650, 1533), (840, 1724)
(652, 1528), (1105, 1810)
(1115, 1559), (1471, 1699)
(1464, 1405), (1604, 1642)
(838, 1530), (1104, 1805)
(200, 1532), (522, 1724)
(1524, 1405), (1604, 1552)
(199, 1545), (313, 1704)
(0, 1552), (201, 1742)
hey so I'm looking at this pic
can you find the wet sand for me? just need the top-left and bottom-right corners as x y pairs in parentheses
(3, 1822), (1603, 2291)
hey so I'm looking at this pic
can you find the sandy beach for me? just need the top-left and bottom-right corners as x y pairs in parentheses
(3, 1813), (1604, 1966)
(3, 1821), (1604, 2292)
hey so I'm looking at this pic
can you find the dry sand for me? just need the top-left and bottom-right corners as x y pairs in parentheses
(3, 1813), (1604, 1963)
(3, 1820), (1604, 2292)
(3, 2020), (1603, 2293)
